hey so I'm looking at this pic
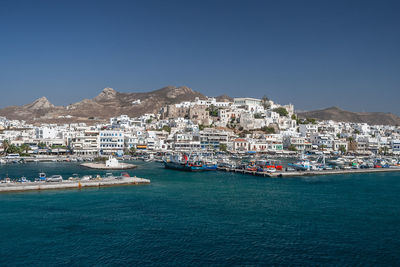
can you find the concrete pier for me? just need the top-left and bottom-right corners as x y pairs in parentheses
(217, 166), (400, 178)
(0, 177), (150, 193)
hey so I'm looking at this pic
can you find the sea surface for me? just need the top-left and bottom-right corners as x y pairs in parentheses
(0, 161), (399, 266)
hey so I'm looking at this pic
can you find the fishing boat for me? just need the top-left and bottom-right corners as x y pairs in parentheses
(288, 160), (313, 171)
(37, 172), (46, 182)
(163, 153), (217, 171)
(218, 159), (237, 169)
(256, 159), (283, 172)
(121, 172), (130, 177)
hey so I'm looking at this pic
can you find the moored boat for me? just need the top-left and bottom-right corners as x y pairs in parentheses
(163, 153), (217, 172)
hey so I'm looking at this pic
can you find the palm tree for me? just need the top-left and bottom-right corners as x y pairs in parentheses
(261, 95), (270, 109)
(1, 140), (10, 155)
(20, 144), (30, 154)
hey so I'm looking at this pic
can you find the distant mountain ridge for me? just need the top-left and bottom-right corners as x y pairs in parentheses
(1, 88), (399, 126)
(297, 106), (400, 126)
(0, 86), (206, 124)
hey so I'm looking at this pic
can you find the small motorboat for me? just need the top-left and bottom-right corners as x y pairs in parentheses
(46, 175), (63, 182)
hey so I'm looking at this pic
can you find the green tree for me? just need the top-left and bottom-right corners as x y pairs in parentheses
(20, 144), (30, 153)
(129, 146), (136, 155)
(219, 143), (227, 152)
(307, 118), (316, 124)
(288, 144), (298, 151)
(261, 126), (275, 134)
(162, 125), (171, 134)
(273, 107), (289, 117)
(291, 114), (297, 120)
(339, 145), (347, 154)
(38, 142), (47, 149)
(208, 105), (219, 117)
(6, 144), (20, 154)
(254, 113), (263, 119)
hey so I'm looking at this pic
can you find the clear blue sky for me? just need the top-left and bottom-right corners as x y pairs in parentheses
(1, 0), (399, 114)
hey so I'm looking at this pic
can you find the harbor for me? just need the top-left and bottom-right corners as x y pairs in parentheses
(161, 151), (400, 178)
(217, 165), (400, 178)
(0, 159), (399, 266)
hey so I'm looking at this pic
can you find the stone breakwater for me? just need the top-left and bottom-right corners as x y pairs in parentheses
(0, 177), (150, 193)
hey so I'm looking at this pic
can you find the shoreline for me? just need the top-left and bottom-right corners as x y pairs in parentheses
(218, 166), (400, 178)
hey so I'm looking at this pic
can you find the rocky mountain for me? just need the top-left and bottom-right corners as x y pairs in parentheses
(2, 88), (399, 126)
(297, 106), (400, 126)
(216, 94), (234, 102)
(0, 86), (206, 124)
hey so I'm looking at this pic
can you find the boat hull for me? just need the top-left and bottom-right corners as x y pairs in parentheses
(163, 161), (217, 171)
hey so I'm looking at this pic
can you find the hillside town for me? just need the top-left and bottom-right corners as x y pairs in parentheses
(1, 95), (400, 158)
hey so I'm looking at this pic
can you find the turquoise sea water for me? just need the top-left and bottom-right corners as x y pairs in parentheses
(0, 162), (399, 266)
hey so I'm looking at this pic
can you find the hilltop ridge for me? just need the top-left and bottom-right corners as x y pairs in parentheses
(1, 87), (399, 126)
(0, 86), (206, 124)
(297, 106), (400, 126)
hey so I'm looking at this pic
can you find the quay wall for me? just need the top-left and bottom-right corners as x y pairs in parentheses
(0, 177), (150, 193)
(217, 167), (400, 178)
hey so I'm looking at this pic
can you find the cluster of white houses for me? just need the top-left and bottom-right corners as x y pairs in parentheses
(1, 96), (400, 156)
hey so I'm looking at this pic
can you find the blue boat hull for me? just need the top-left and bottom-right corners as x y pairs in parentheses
(163, 161), (217, 172)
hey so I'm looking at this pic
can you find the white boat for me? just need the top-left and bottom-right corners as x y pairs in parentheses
(46, 175), (63, 182)
(328, 157), (347, 167)
(104, 173), (117, 179)
(68, 174), (80, 180)
(1, 177), (11, 183)
(18, 177), (28, 183)
(80, 175), (92, 181)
